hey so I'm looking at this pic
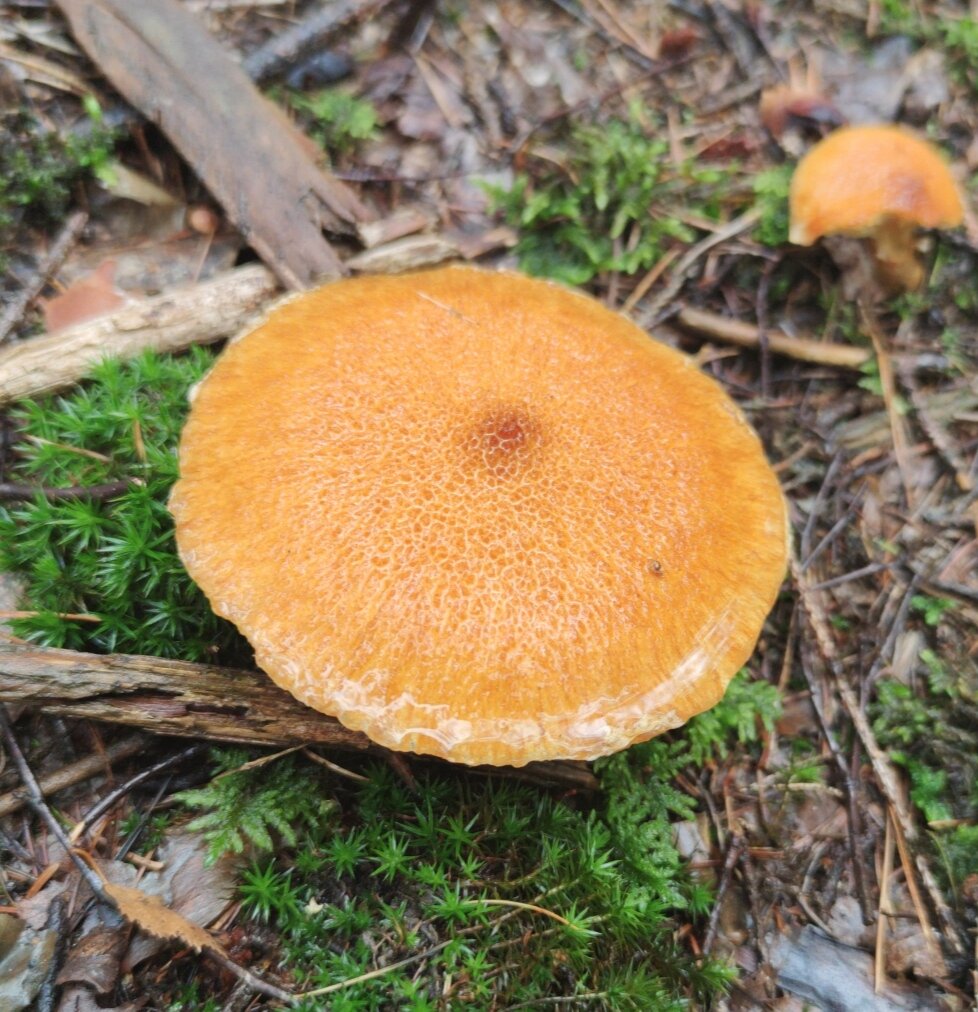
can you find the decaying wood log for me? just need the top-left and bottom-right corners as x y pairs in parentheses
(0, 264), (278, 405)
(0, 644), (599, 791)
(55, 0), (374, 289)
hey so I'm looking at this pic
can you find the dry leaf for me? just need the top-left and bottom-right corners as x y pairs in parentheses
(123, 831), (238, 970)
(42, 260), (128, 333)
(759, 85), (842, 139)
(56, 924), (129, 994)
(102, 881), (225, 956)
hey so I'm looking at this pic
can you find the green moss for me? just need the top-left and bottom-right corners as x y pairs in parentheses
(752, 164), (793, 248)
(286, 88), (379, 157)
(0, 348), (246, 662)
(492, 111), (699, 285)
(0, 101), (115, 269)
(869, 598), (978, 906)
(492, 109), (796, 287)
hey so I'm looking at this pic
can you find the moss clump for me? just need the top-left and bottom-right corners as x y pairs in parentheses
(286, 88), (379, 156)
(492, 111), (700, 285)
(492, 109), (788, 286)
(869, 596), (978, 913)
(0, 348), (246, 662)
(0, 103), (115, 269)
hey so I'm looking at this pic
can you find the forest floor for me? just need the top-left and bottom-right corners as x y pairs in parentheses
(0, 1), (977, 1009)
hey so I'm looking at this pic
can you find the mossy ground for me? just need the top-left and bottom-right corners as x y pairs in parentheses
(1, 350), (779, 1008)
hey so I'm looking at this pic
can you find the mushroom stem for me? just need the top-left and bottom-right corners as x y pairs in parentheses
(872, 217), (923, 292)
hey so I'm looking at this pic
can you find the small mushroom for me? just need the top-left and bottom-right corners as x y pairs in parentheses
(789, 124), (964, 291)
(170, 267), (788, 767)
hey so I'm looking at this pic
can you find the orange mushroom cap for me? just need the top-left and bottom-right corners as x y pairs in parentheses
(170, 267), (788, 767)
(789, 124), (964, 247)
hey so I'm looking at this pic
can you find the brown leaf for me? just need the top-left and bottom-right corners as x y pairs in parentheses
(56, 925), (129, 994)
(759, 85), (843, 139)
(102, 881), (225, 956)
(123, 831), (238, 970)
(658, 26), (699, 59)
(42, 260), (128, 333)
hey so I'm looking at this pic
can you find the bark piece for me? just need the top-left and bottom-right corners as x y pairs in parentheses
(0, 644), (599, 791)
(55, 0), (374, 288)
(0, 264), (278, 405)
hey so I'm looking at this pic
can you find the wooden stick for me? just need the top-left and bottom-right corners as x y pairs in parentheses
(0, 733), (146, 819)
(0, 644), (599, 792)
(0, 264), (278, 405)
(676, 306), (872, 369)
(874, 812), (894, 993)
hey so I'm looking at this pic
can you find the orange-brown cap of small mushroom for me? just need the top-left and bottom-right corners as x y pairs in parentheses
(169, 267), (788, 767)
(789, 124), (964, 246)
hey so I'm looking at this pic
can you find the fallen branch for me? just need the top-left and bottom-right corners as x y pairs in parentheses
(0, 264), (278, 405)
(0, 479), (140, 502)
(0, 643), (599, 792)
(676, 307), (872, 369)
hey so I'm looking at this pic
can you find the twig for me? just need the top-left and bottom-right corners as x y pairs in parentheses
(799, 484), (865, 573)
(638, 209), (762, 323)
(0, 706), (295, 1001)
(861, 304), (916, 508)
(702, 833), (743, 954)
(35, 895), (68, 1012)
(0, 611), (101, 623)
(875, 812), (895, 993)
(862, 573), (921, 703)
(800, 452), (844, 562)
(675, 307), (872, 369)
(0, 733), (145, 819)
(792, 560), (967, 957)
(0, 263), (278, 405)
(69, 742), (206, 842)
(797, 838), (834, 935)
(545, 0), (657, 70)
(0, 210), (88, 347)
(301, 748), (370, 783)
(242, 0), (393, 82)
(0, 479), (140, 502)
(0, 703), (120, 910)
(890, 804), (945, 971)
(809, 562), (890, 592)
(792, 567), (870, 921)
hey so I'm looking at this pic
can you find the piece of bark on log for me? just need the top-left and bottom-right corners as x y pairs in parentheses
(0, 644), (599, 791)
(55, 0), (374, 289)
(0, 263), (278, 405)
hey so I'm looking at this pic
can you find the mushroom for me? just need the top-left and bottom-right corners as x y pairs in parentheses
(789, 124), (964, 291)
(169, 267), (788, 767)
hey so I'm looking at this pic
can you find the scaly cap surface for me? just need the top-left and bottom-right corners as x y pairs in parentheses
(170, 267), (788, 766)
(789, 124), (963, 246)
